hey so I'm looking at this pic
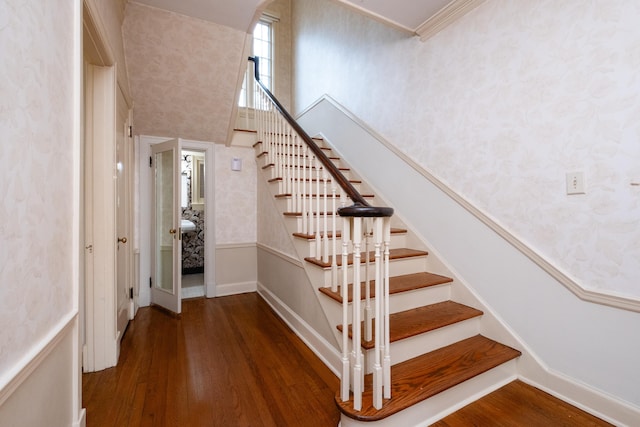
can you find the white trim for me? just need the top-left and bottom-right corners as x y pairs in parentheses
(298, 94), (640, 314)
(73, 409), (87, 427)
(137, 136), (216, 305)
(331, 0), (415, 35)
(72, 0), (84, 421)
(216, 281), (258, 297)
(518, 374), (640, 427)
(256, 242), (304, 268)
(216, 242), (257, 250)
(0, 312), (77, 406)
(416, 0), (485, 41)
(257, 282), (341, 377)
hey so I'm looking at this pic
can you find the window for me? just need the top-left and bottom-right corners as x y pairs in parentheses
(239, 16), (276, 108)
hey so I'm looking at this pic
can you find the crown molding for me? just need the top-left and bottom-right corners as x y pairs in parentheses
(416, 0), (485, 41)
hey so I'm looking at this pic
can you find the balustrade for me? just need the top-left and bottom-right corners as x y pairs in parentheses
(249, 57), (393, 411)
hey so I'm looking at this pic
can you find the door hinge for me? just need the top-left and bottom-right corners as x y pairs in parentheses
(129, 287), (133, 299)
(128, 125), (132, 138)
(149, 277), (152, 288)
(149, 156), (153, 167)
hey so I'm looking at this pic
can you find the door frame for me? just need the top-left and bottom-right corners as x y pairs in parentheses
(136, 136), (216, 309)
(82, 0), (134, 374)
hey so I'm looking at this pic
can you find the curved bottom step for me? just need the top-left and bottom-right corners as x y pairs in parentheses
(337, 335), (521, 424)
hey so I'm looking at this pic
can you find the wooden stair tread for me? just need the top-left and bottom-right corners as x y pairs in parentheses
(338, 301), (483, 349)
(336, 335), (522, 421)
(269, 177), (361, 184)
(319, 271), (451, 303)
(276, 193), (373, 199)
(305, 248), (428, 268)
(294, 228), (406, 241)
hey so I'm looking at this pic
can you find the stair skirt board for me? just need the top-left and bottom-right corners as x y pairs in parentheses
(257, 281), (342, 377)
(338, 362), (517, 427)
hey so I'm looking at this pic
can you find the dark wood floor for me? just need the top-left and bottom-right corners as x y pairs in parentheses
(83, 293), (613, 427)
(82, 293), (340, 426)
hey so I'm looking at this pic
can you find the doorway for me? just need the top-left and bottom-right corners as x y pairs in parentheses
(137, 136), (216, 311)
(180, 149), (206, 299)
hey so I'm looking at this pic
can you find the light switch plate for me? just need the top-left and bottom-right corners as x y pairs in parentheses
(566, 171), (585, 195)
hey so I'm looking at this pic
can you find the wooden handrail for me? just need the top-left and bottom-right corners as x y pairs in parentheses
(249, 57), (393, 218)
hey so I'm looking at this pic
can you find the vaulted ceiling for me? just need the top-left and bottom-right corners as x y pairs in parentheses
(122, 0), (482, 143)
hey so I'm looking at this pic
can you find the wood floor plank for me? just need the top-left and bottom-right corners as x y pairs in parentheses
(430, 380), (614, 426)
(82, 293), (340, 427)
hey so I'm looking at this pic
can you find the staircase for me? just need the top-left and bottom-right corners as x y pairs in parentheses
(253, 134), (522, 426)
(247, 55), (521, 426)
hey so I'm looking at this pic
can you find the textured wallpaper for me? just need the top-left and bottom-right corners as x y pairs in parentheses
(123, 3), (247, 142)
(257, 171), (298, 258)
(292, 0), (640, 298)
(0, 0), (75, 378)
(214, 145), (257, 244)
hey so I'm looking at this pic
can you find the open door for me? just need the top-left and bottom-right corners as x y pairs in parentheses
(151, 139), (182, 314)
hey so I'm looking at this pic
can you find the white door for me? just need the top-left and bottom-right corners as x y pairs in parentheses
(115, 88), (131, 338)
(151, 139), (182, 314)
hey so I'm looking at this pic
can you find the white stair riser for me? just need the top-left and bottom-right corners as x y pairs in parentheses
(294, 233), (408, 260)
(270, 179), (361, 195)
(258, 156), (343, 171)
(317, 281), (453, 341)
(388, 284), (451, 313)
(307, 257), (429, 288)
(363, 317), (481, 374)
(275, 195), (366, 213)
(338, 360), (518, 427)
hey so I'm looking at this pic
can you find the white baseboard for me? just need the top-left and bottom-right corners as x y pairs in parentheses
(519, 372), (640, 427)
(73, 408), (86, 427)
(257, 282), (341, 377)
(216, 281), (258, 297)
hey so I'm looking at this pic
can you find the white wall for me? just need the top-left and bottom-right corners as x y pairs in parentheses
(291, 0), (640, 299)
(0, 0), (83, 425)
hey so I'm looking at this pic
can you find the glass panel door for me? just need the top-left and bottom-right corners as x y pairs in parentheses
(151, 139), (181, 314)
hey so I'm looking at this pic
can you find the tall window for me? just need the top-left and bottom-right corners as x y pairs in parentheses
(239, 18), (274, 108)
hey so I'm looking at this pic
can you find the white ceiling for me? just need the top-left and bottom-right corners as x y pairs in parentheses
(131, 0), (462, 35)
(133, 0), (265, 32)
(337, 0), (454, 32)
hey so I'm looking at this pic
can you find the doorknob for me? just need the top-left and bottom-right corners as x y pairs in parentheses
(169, 229), (177, 235)
(118, 237), (128, 244)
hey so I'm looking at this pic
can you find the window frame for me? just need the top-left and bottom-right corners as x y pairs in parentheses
(238, 13), (279, 110)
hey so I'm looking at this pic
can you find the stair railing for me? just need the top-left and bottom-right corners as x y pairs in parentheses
(249, 57), (393, 411)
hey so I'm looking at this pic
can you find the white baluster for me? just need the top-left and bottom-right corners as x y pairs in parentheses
(340, 217), (351, 402)
(315, 161), (321, 260)
(301, 145), (308, 235)
(322, 170), (329, 264)
(383, 218), (391, 399)
(331, 184), (338, 292)
(352, 217), (363, 411)
(364, 219), (372, 343)
(372, 217), (384, 409)
(292, 135), (299, 213)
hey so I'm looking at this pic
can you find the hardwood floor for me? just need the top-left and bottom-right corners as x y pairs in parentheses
(431, 380), (614, 427)
(84, 293), (613, 427)
(82, 293), (340, 426)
